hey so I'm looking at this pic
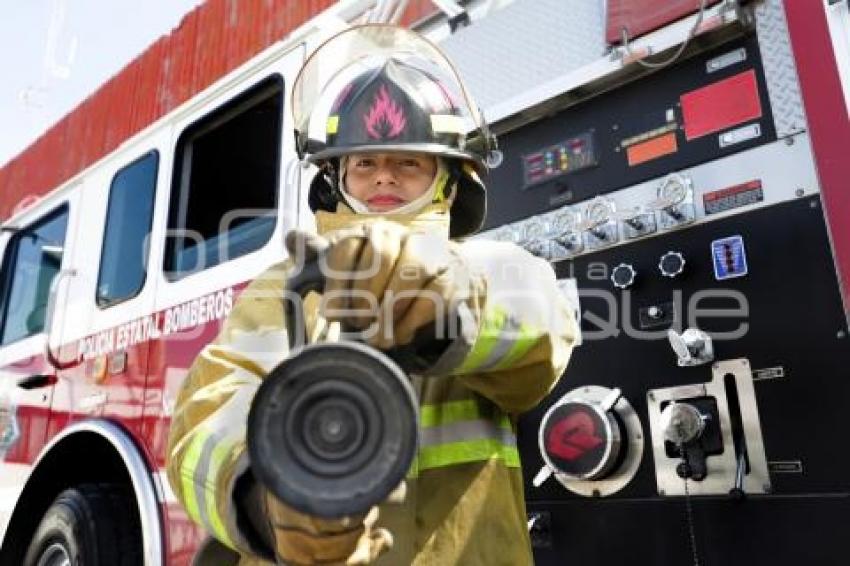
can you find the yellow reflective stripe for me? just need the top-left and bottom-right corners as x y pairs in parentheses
(420, 399), (512, 430)
(418, 439), (520, 471)
(180, 430), (237, 549)
(206, 438), (237, 549)
(459, 305), (543, 373)
(407, 456), (419, 480)
(432, 168), (451, 203)
(492, 320), (539, 371)
(327, 115), (339, 134)
(180, 432), (208, 525)
(456, 307), (507, 373)
(421, 399), (479, 427)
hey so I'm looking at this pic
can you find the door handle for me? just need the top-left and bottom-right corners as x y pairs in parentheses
(45, 267), (81, 370)
(17, 374), (57, 390)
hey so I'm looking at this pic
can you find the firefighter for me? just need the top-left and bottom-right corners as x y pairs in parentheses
(166, 24), (577, 565)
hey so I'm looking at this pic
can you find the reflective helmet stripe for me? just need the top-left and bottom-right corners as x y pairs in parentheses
(430, 114), (465, 134)
(327, 115), (339, 135)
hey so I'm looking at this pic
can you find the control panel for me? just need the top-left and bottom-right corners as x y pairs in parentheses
(480, 13), (850, 566)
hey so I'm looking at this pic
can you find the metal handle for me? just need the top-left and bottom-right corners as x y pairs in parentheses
(285, 257), (325, 350)
(45, 267), (80, 370)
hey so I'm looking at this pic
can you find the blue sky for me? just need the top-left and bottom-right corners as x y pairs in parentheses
(0, 0), (206, 167)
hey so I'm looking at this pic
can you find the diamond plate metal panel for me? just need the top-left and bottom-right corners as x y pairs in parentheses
(438, 0), (607, 113)
(755, 0), (807, 138)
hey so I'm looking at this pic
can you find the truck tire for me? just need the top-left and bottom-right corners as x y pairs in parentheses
(23, 483), (142, 566)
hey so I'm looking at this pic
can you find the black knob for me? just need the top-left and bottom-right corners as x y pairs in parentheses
(611, 263), (637, 290)
(659, 251), (685, 278)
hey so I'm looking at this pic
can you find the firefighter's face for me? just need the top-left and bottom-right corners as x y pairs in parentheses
(344, 152), (437, 212)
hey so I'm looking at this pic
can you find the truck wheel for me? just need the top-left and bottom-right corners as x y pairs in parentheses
(23, 484), (142, 566)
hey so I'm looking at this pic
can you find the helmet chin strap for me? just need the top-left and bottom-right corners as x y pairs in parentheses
(338, 157), (451, 215)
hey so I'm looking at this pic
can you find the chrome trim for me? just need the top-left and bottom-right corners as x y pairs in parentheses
(30, 420), (163, 566)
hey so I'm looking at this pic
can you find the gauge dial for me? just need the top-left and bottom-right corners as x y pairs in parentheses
(552, 209), (579, 234)
(584, 198), (615, 228)
(494, 226), (521, 244)
(524, 219), (546, 241)
(657, 174), (689, 206)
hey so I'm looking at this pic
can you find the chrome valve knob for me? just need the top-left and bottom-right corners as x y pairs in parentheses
(667, 328), (714, 367)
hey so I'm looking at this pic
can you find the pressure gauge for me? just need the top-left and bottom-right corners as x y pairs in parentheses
(584, 197), (616, 228)
(524, 218), (547, 241)
(522, 218), (553, 260)
(656, 174), (690, 208)
(549, 209), (584, 257)
(552, 208), (580, 235)
(493, 225), (522, 244)
(651, 174), (696, 230)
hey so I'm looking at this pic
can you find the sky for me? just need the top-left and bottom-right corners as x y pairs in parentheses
(0, 0), (207, 167)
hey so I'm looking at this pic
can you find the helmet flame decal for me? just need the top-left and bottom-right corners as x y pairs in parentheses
(364, 84), (407, 140)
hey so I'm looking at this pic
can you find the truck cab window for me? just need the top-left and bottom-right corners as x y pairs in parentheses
(165, 76), (283, 280)
(97, 151), (158, 307)
(0, 207), (69, 344)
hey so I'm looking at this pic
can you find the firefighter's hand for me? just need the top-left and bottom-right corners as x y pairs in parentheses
(310, 221), (481, 350)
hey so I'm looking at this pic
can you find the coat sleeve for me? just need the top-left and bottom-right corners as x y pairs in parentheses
(166, 261), (291, 556)
(428, 240), (579, 414)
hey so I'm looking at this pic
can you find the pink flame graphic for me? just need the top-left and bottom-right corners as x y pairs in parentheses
(364, 84), (407, 139)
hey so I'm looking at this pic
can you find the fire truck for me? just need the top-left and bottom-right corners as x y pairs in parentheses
(0, 0), (848, 564)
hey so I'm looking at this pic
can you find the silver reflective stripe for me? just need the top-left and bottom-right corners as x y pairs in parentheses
(420, 418), (516, 447)
(476, 316), (524, 371)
